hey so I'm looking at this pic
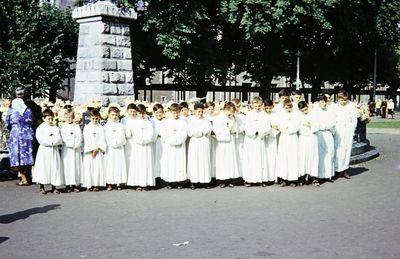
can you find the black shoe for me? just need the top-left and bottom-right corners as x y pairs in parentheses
(228, 183), (234, 188)
(219, 183), (226, 188)
(190, 184), (196, 190)
(343, 172), (351, 179)
(244, 182), (251, 187)
(166, 185), (172, 189)
(177, 186), (183, 189)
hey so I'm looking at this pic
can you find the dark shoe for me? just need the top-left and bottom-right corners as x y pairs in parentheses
(177, 186), (183, 189)
(39, 188), (46, 195)
(87, 187), (93, 192)
(228, 183), (234, 188)
(52, 189), (60, 194)
(244, 182), (251, 187)
(136, 187), (143, 191)
(166, 185), (172, 190)
(343, 172), (351, 179)
(190, 184), (196, 190)
(73, 188), (80, 193)
(262, 183), (267, 187)
(219, 183), (226, 188)
(93, 187), (99, 192)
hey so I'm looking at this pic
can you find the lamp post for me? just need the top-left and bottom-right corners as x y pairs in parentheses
(295, 51), (301, 90)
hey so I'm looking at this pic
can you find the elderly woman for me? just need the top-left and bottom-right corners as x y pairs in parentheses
(4, 97), (35, 186)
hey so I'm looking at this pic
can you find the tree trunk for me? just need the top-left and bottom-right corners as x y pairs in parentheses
(260, 75), (272, 101)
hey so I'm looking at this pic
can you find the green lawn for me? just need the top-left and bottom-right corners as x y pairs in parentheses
(367, 120), (400, 128)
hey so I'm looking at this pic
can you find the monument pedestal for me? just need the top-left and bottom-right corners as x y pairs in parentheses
(72, 1), (137, 106)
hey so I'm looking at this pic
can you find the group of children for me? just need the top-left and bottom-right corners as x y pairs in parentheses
(32, 89), (358, 194)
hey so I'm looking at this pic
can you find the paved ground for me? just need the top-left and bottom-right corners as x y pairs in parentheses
(1, 133), (400, 258)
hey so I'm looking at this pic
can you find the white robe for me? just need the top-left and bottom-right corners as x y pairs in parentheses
(242, 110), (271, 183)
(123, 116), (137, 172)
(61, 123), (83, 186)
(235, 112), (245, 177)
(83, 122), (106, 188)
(314, 107), (336, 179)
(104, 121), (127, 185)
(333, 102), (357, 172)
(151, 118), (164, 179)
(187, 116), (212, 183)
(205, 114), (217, 178)
(126, 117), (156, 187)
(275, 110), (300, 181)
(213, 113), (240, 180)
(33, 123), (64, 186)
(160, 118), (187, 182)
(298, 112), (319, 177)
(264, 112), (280, 182)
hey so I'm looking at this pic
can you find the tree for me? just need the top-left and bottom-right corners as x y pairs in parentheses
(0, 0), (78, 100)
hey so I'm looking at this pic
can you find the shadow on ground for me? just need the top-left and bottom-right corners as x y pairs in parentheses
(349, 167), (369, 177)
(0, 204), (61, 224)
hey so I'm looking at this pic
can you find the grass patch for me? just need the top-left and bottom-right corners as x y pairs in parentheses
(367, 120), (400, 128)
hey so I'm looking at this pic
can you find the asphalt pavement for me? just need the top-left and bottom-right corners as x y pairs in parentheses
(0, 133), (399, 258)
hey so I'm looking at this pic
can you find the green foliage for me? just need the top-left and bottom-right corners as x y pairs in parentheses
(0, 0), (78, 99)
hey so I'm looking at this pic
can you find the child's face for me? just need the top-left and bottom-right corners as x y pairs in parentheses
(171, 109), (180, 119)
(127, 109), (137, 118)
(194, 108), (204, 118)
(264, 105), (273, 114)
(279, 96), (289, 103)
(139, 112), (146, 119)
(206, 106), (215, 115)
(252, 102), (263, 111)
(284, 105), (292, 113)
(90, 115), (100, 124)
(319, 100), (327, 109)
(65, 113), (74, 124)
(224, 108), (235, 117)
(43, 115), (54, 125)
(300, 106), (309, 115)
(108, 111), (119, 122)
(339, 97), (348, 106)
(292, 94), (302, 103)
(154, 108), (164, 120)
(180, 107), (189, 117)
(324, 94), (332, 103)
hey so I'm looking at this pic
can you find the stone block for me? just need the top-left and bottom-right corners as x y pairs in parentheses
(102, 84), (118, 95)
(103, 23), (110, 34)
(75, 72), (86, 82)
(102, 72), (109, 83)
(79, 24), (90, 35)
(111, 48), (124, 59)
(102, 60), (117, 71)
(125, 72), (133, 83)
(101, 46), (110, 58)
(116, 36), (131, 47)
(101, 96), (110, 107)
(110, 24), (121, 34)
(117, 60), (132, 71)
(118, 84), (134, 95)
(122, 26), (130, 36)
(123, 49), (132, 59)
(109, 72), (125, 83)
(77, 48), (88, 58)
(103, 35), (116, 46)
(78, 36), (86, 47)
(87, 71), (102, 82)
(76, 60), (84, 70)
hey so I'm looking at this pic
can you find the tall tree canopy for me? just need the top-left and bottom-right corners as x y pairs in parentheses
(0, 0), (78, 100)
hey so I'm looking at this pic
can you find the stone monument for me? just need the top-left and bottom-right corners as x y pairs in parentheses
(72, 0), (137, 106)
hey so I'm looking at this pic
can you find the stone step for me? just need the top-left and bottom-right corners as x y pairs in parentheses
(351, 140), (370, 156)
(350, 146), (379, 165)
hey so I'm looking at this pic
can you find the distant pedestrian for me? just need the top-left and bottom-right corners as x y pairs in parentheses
(381, 99), (387, 119)
(387, 99), (395, 119)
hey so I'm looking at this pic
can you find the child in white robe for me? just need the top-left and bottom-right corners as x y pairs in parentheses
(104, 106), (127, 191)
(213, 102), (240, 188)
(187, 102), (212, 189)
(232, 98), (245, 178)
(243, 97), (271, 186)
(61, 108), (83, 192)
(314, 95), (336, 181)
(297, 101), (319, 186)
(83, 109), (106, 191)
(264, 100), (279, 184)
(274, 89), (290, 114)
(275, 100), (300, 187)
(126, 104), (156, 190)
(160, 103), (187, 189)
(33, 109), (63, 194)
(334, 90), (357, 179)
(122, 103), (137, 172)
(151, 103), (165, 180)
(204, 101), (218, 180)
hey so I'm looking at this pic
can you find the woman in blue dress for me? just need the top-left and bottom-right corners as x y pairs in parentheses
(4, 98), (34, 186)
